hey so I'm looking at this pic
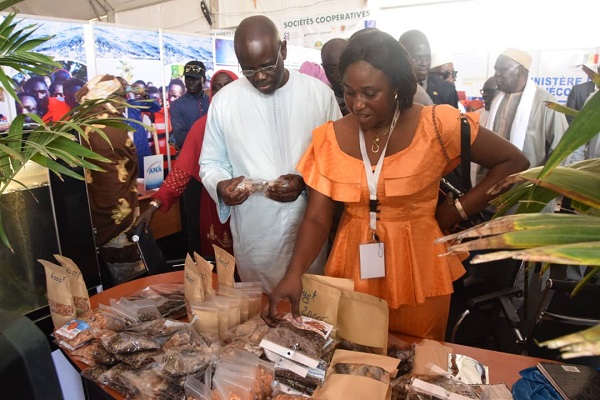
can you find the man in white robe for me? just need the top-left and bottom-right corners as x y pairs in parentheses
(485, 48), (569, 168)
(200, 16), (341, 292)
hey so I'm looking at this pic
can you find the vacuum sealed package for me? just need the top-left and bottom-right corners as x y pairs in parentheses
(127, 284), (186, 320)
(235, 177), (291, 193)
(260, 313), (334, 369)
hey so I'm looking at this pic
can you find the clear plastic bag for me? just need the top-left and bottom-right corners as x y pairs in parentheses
(98, 329), (161, 354)
(235, 177), (290, 194)
(184, 375), (214, 400)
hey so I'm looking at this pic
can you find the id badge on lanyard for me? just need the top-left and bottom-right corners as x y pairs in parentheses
(358, 108), (399, 280)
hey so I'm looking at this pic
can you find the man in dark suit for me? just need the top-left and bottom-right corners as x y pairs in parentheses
(565, 67), (598, 124)
(399, 29), (458, 108)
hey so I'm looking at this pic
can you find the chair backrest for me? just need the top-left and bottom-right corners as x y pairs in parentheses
(523, 278), (600, 364)
(0, 311), (64, 399)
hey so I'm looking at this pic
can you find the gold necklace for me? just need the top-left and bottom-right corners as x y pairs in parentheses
(368, 126), (390, 153)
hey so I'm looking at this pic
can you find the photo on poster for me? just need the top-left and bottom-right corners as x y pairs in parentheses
(93, 24), (162, 86)
(215, 38), (237, 66)
(5, 18), (89, 125)
(161, 32), (214, 82)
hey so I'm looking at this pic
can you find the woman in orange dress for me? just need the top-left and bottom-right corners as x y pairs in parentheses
(264, 30), (529, 340)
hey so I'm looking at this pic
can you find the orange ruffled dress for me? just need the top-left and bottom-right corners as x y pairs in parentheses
(297, 105), (479, 311)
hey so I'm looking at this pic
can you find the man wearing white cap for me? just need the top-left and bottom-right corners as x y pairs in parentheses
(484, 48), (568, 169)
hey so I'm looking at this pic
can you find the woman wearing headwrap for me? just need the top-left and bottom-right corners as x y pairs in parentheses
(76, 74), (146, 285)
(137, 70), (238, 259)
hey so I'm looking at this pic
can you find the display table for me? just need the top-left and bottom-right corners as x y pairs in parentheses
(74, 271), (552, 399)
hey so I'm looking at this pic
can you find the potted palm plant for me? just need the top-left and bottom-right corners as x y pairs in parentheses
(0, 0), (134, 251)
(438, 65), (600, 359)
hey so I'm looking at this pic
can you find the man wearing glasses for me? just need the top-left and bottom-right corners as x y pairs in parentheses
(170, 60), (210, 150)
(399, 30), (458, 108)
(476, 77), (499, 126)
(200, 15), (341, 292)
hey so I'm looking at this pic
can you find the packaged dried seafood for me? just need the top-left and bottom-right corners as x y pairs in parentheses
(184, 375), (213, 400)
(127, 318), (191, 342)
(127, 284), (186, 320)
(219, 348), (275, 400)
(260, 314), (333, 369)
(113, 348), (162, 369)
(40, 259), (75, 329)
(311, 349), (400, 400)
(98, 329), (161, 354)
(70, 340), (117, 367)
(54, 254), (91, 317)
(112, 362), (184, 400)
(156, 345), (211, 378)
(53, 319), (94, 351)
(387, 343), (415, 376)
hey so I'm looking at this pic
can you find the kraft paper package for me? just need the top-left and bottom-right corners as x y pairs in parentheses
(194, 252), (216, 297)
(54, 254), (91, 317)
(191, 303), (220, 340)
(184, 254), (204, 320)
(336, 289), (389, 354)
(39, 259), (75, 329)
(311, 349), (399, 400)
(411, 339), (453, 376)
(300, 274), (353, 328)
(213, 244), (235, 288)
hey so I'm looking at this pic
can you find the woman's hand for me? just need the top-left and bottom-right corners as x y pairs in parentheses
(435, 193), (462, 233)
(261, 272), (304, 327)
(135, 199), (160, 232)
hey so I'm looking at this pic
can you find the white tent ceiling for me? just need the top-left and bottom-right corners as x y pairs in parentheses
(7, 0), (170, 21)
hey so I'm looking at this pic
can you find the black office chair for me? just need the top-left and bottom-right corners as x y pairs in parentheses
(451, 274), (600, 365)
(519, 278), (600, 364)
(447, 257), (524, 348)
(0, 311), (64, 399)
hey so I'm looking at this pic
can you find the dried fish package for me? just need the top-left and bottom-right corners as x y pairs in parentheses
(70, 340), (117, 367)
(156, 345), (211, 378)
(99, 329), (161, 354)
(260, 314), (333, 369)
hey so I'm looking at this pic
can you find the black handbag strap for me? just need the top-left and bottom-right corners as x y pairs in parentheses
(459, 115), (472, 192)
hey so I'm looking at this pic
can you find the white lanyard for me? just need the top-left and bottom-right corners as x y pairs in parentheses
(358, 108), (400, 238)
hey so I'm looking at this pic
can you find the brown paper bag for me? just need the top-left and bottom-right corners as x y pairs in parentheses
(412, 339), (452, 376)
(194, 252), (216, 296)
(39, 259), (75, 329)
(213, 244), (235, 288)
(300, 274), (343, 327)
(54, 254), (91, 317)
(336, 290), (389, 354)
(303, 273), (354, 292)
(183, 254), (204, 320)
(311, 349), (399, 400)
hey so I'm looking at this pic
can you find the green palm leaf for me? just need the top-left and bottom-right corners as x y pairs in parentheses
(0, 3), (137, 250)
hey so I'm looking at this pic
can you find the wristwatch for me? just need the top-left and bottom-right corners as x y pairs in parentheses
(149, 200), (160, 209)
